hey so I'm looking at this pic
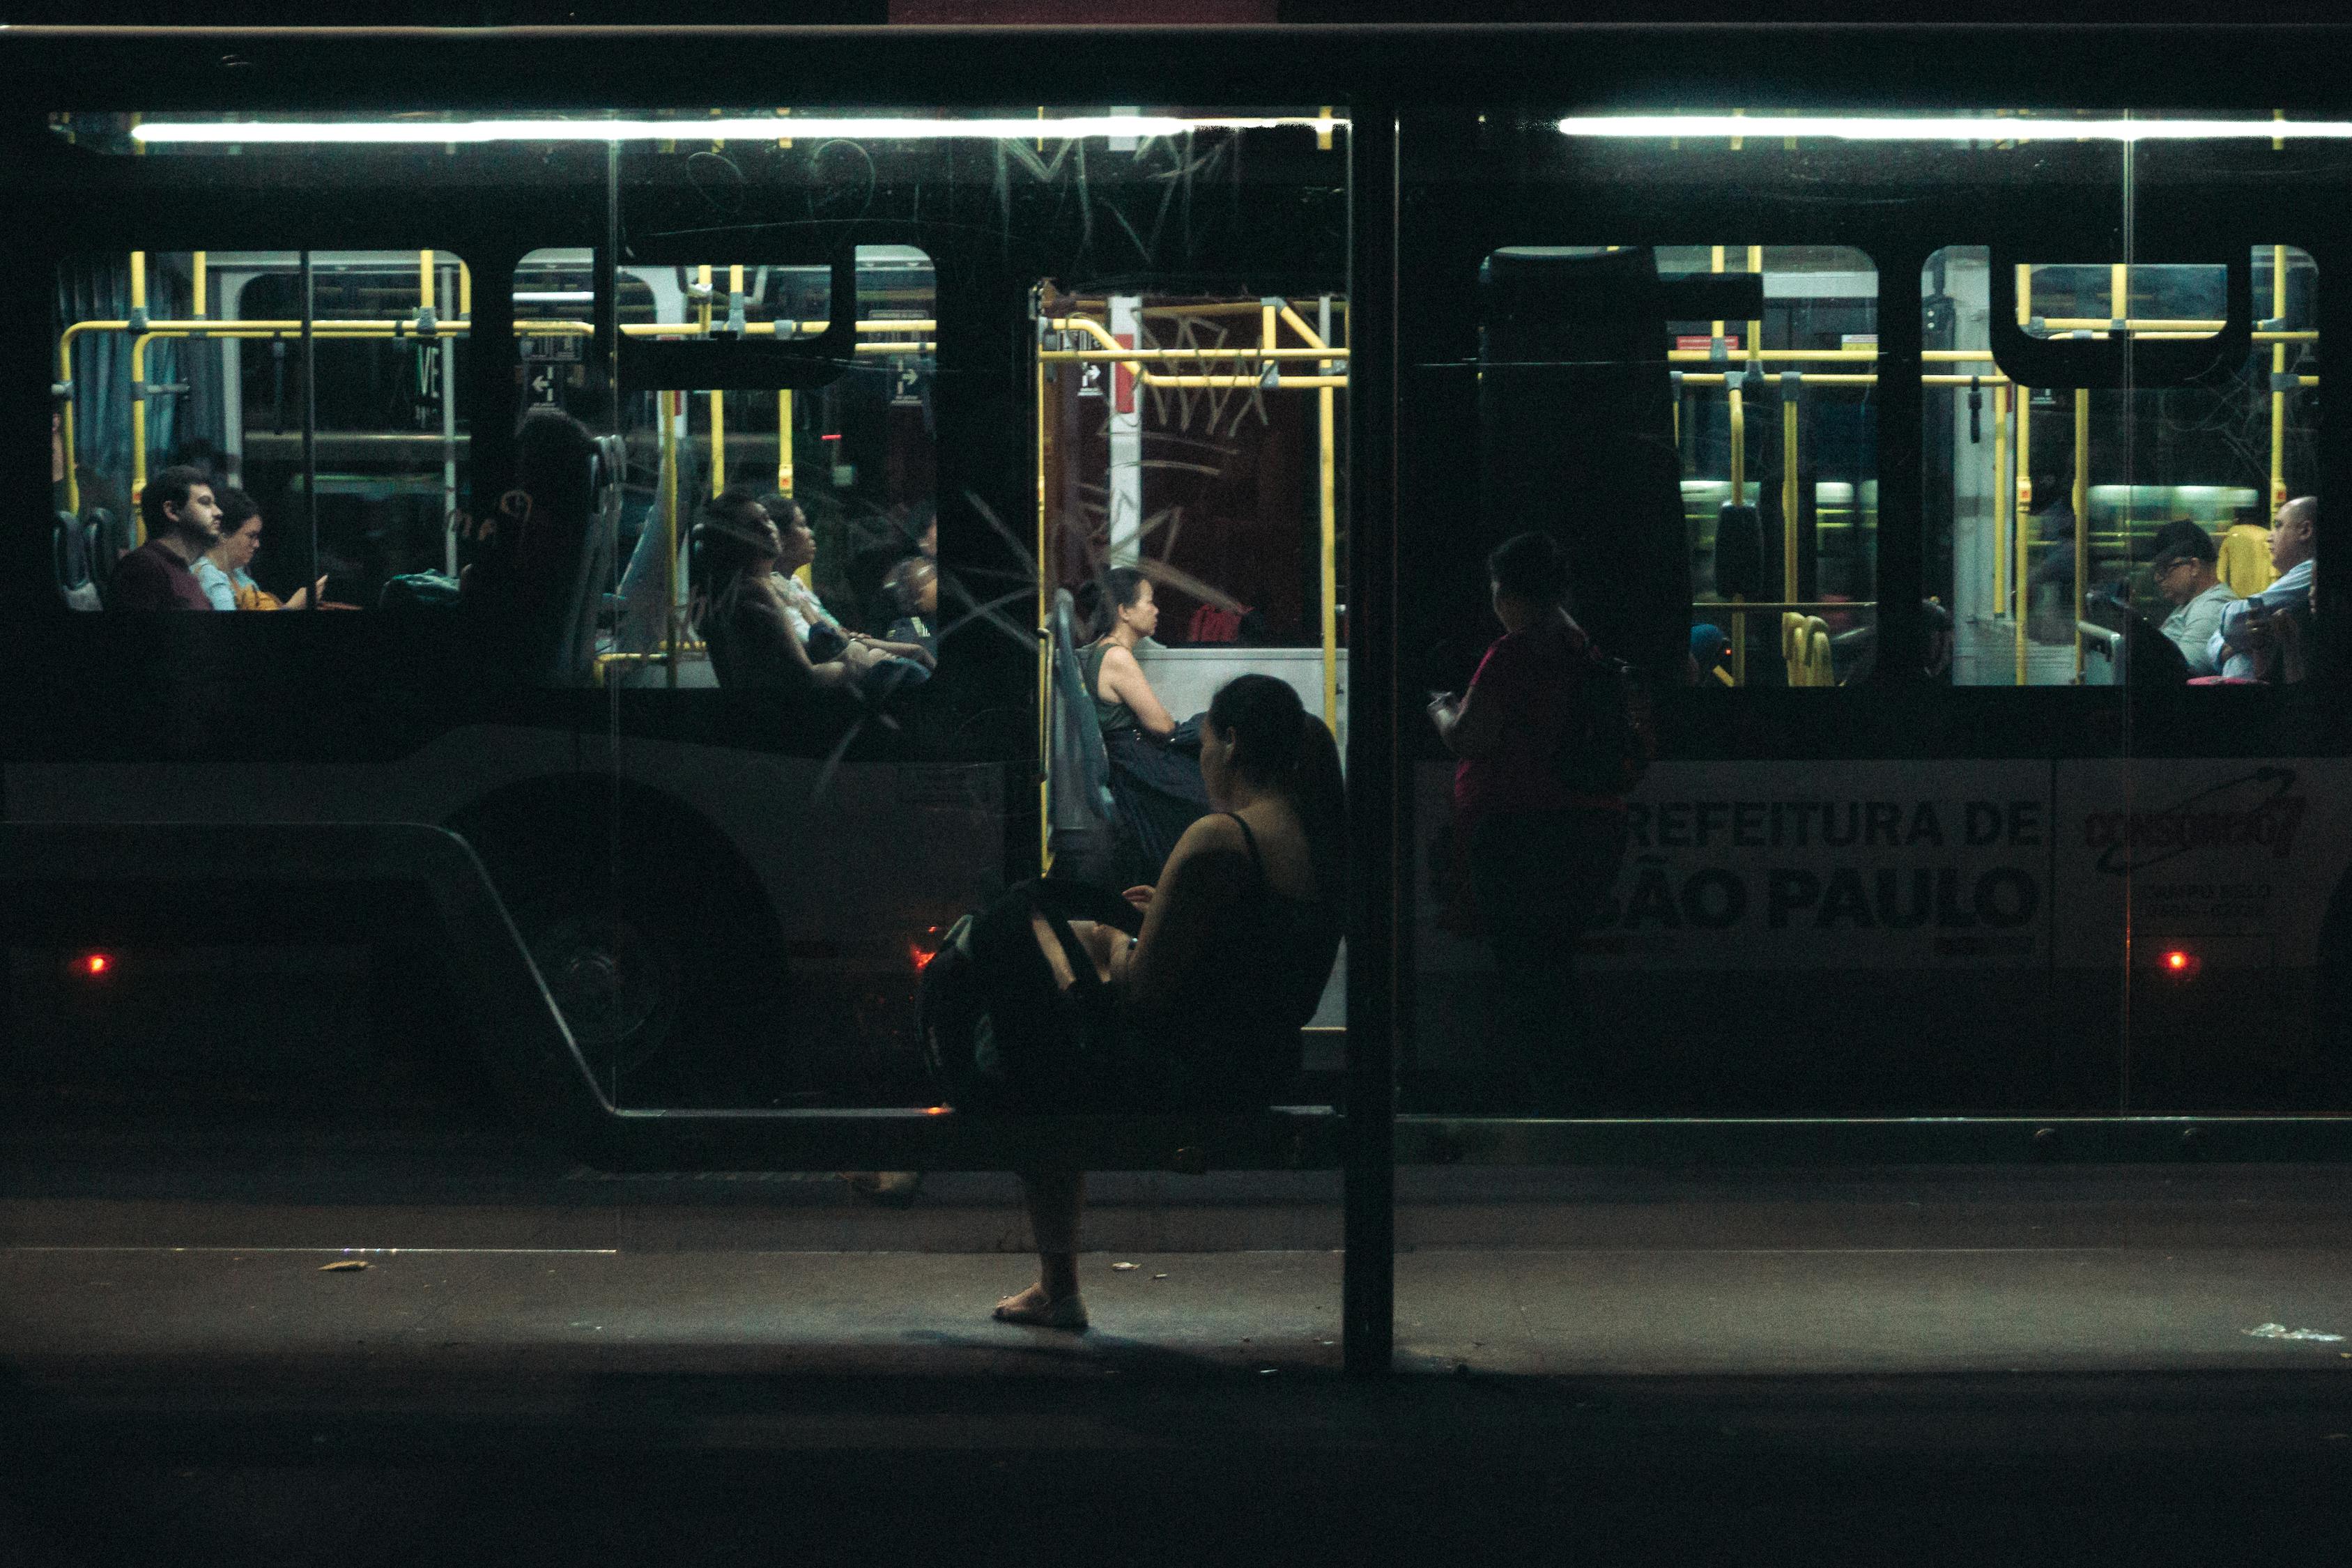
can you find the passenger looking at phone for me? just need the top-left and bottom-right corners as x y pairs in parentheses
(1076, 567), (1210, 884)
(193, 488), (323, 612)
(994, 674), (1346, 1331)
(2208, 495), (2316, 681)
(109, 465), (222, 611)
(2146, 526), (2236, 677)
(1428, 531), (1632, 1110)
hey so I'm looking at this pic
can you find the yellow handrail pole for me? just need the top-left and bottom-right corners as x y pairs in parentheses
(128, 254), (148, 532)
(1723, 261), (1744, 499)
(1716, 246), (1746, 684)
(2015, 263), (2033, 687)
(191, 251), (206, 319)
(1781, 393), (1799, 603)
(1319, 381), (1339, 732)
(2015, 389), (2031, 687)
(1044, 344), (1341, 362)
(130, 331), (153, 537)
(459, 260), (472, 319)
(663, 388), (682, 689)
(698, 267), (722, 501)
(2072, 387), (2090, 684)
(58, 330), (79, 514)
(711, 386), (727, 497)
(1133, 373), (1349, 390)
(778, 389), (794, 495)
(420, 249), (435, 318)
(1993, 381), (2011, 627)
(2270, 243), (2289, 509)
(1277, 302), (1327, 351)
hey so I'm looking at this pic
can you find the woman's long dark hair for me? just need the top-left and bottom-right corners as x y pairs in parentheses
(1207, 672), (1347, 912)
(689, 488), (778, 638)
(1076, 564), (1151, 640)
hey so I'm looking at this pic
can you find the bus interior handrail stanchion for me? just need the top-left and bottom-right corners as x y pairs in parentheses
(300, 248), (318, 610)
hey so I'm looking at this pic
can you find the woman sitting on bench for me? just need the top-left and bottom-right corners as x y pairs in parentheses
(994, 674), (1346, 1331)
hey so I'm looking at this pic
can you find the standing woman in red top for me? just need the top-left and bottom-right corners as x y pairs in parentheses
(1427, 532), (1631, 1109)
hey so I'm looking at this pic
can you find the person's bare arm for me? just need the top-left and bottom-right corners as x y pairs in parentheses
(1099, 644), (1178, 737)
(753, 590), (850, 689)
(1432, 675), (1505, 758)
(855, 634), (937, 669)
(1121, 815), (1251, 1011)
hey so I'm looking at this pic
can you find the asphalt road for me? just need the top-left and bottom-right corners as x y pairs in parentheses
(10, 1117), (2352, 1564)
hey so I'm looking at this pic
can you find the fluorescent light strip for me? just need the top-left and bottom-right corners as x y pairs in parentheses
(1558, 114), (2352, 141)
(131, 114), (1339, 146)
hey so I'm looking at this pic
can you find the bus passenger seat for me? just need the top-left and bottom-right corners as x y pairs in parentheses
(2217, 521), (2275, 597)
(53, 509), (101, 612)
(1045, 588), (1118, 884)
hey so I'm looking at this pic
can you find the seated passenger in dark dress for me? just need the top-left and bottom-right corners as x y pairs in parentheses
(1076, 567), (1211, 885)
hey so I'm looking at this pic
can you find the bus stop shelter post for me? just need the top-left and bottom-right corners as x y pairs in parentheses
(1342, 99), (1398, 1378)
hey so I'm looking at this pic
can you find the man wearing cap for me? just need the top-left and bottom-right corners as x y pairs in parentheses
(2208, 495), (2317, 681)
(2148, 527), (2237, 677)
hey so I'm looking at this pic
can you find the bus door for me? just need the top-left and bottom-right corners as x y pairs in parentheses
(1034, 286), (1351, 1064)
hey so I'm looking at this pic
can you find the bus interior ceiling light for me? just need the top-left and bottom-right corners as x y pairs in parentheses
(1556, 115), (2352, 141)
(129, 115), (1340, 146)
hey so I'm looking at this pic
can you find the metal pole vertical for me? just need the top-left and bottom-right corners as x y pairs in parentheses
(1873, 241), (1928, 682)
(2015, 265), (2033, 687)
(1342, 99), (1397, 1378)
(300, 249), (318, 609)
(2270, 244), (2289, 511)
(2072, 387), (2090, 684)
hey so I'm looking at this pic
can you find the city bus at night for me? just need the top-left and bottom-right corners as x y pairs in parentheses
(1, 26), (2346, 1165)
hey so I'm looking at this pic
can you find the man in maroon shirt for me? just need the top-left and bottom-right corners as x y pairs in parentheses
(109, 466), (222, 611)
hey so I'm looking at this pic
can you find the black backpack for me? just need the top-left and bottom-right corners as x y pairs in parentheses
(1554, 640), (1656, 798)
(918, 877), (1143, 1111)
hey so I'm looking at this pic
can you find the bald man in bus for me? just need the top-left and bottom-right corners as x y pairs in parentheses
(2207, 495), (2316, 681)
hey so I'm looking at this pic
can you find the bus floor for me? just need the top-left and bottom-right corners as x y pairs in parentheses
(10, 1143), (2352, 1563)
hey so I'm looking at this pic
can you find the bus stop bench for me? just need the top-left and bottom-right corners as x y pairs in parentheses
(601, 1105), (1343, 1173)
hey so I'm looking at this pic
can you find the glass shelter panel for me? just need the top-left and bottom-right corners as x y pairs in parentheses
(14, 102), (1351, 1368)
(594, 109), (1353, 1135)
(1398, 109), (2165, 1123)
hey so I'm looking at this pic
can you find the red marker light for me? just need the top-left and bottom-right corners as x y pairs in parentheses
(2162, 948), (2199, 977)
(79, 953), (112, 977)
(910, 944), (937, 971)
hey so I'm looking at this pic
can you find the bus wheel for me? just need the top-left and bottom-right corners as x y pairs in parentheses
(449, 778), (790, 1107)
